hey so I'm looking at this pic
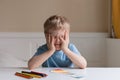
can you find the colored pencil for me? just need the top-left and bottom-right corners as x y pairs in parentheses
(15, 72), (33, 79)
(31, 71), (48, 77)
(21, 73), (42, 78)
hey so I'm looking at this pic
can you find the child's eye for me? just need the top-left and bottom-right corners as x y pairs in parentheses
(54, 36), (57, 39)
(61, 36), (64, 38)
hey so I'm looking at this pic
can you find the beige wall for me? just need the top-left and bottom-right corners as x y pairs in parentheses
(0, 0), (108, 32)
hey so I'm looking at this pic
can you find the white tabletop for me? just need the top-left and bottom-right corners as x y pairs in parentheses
(0, 67), (120, 80)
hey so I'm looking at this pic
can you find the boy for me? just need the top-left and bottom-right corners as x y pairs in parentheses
(28, 15), (87, 70)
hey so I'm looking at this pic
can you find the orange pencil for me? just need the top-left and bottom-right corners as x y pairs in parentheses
(15, 72), (33, 79)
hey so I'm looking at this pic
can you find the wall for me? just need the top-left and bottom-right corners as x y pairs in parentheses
(107, 39), (120, 67)
(0, 32), (108, 67)
(0, 0), (108, 32)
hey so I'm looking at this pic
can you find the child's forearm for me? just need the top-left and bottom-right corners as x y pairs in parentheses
(28, 50), (55, 70)
(63, 49), (87, 69)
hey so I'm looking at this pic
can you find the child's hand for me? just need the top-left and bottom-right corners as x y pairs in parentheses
(59, 31), (69, 51)
(47, 34), (56, 52)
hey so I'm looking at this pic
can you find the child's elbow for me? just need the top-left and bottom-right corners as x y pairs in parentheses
(28, 61), (35, 70)
(28, 66), (34, 70)
(28, 64), (33, 70)
(80, 61), (87, 69)
(80, 64), (87, 69)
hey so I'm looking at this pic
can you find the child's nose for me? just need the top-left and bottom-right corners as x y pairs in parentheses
(56, 38), (60, 43)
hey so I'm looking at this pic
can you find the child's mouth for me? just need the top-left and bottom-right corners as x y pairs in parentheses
(55, 44), (61, 47)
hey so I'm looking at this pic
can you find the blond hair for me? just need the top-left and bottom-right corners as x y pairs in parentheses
(44, 15), (70, 33)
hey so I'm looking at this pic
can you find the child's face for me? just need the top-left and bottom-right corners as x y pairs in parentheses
(45, 30), (67, 50)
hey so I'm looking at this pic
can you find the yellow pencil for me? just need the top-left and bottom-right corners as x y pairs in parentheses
(22, 73), (42, 78)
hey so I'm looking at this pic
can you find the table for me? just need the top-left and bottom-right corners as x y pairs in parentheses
(0, 67), (120, 80)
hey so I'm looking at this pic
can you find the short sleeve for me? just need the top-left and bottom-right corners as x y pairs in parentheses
(33, 44), (48, 56)
(68, 43), (81, 56)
